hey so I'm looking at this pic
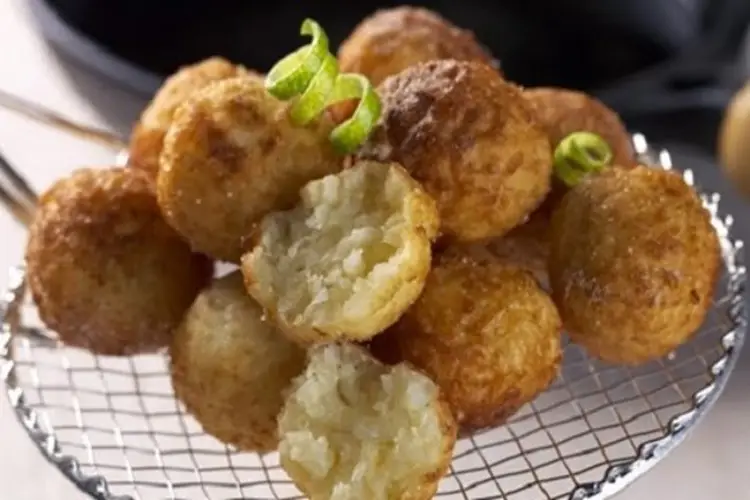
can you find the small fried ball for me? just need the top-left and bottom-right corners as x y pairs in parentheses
(170, 271), (306, 453)
(524, 87), (636, 171)
(158, 76), (342, 263)
(370, 247), (562, 430)
(128, 57), (257, 181)
(25, 167), (212, 356)
(359, 59), (552, 242)
(242, 159), (439, 344)
(278, 342), (457, 500)
(549, 166), (721, 365)
(337, 6), (496, 122)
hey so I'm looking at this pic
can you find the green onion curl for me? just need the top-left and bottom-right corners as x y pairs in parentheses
(265, 19), (382, 154)
(553, 131), (613, 187)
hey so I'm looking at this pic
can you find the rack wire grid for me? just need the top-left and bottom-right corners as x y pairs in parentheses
(0, 134), (747, 500)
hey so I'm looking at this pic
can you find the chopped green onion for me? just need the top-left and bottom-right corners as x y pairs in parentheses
(265, 18), (382, 154)
(553, 131), (613, 187)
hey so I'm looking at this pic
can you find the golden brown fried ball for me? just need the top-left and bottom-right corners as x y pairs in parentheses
(358, 59), (552, 242)
(524, 87), (636, 170)
(242, 159), (439, 345)
(370, 247), (562, 431)
(338, 6), (496, 87)
(502, 87), (637, 263)
(278, 343), (457, 500)
(25, 167), (212, 356)
(548, 166), (721, 365)
(128, 57), (258, 181)
(331, 6), (497, 124)
(158, 76), (342, 263)
(170, 271), (306, 453)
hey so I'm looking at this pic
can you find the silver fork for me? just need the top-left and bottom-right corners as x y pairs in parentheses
(0, 88), (133, 226)
(0, 88), (127, 151)
(0, 149), (37, 228)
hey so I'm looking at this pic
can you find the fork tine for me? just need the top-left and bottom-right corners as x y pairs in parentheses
(0, 151), (35, 228)
(0, 88), (127, 150)
(0, 150), (38, 206)
(0, 182), (34, 228)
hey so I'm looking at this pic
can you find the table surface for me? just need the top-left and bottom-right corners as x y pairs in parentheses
(1, 1), (750, 499)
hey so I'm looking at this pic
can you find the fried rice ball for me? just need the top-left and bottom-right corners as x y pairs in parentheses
(278, 342), (457, 500)
(158, 76), (342, 263)
(242, 159), (439, 344)
(128, 57), (258, 181)
(548, 166), (721, 365)
(331, 6), (497, 124)
(170, 271), (306, 453)
(25, 167), (213, 356)
(525, 87), (636, 170)
(358, 59), (552, 242)
(370, 247), (562, 430)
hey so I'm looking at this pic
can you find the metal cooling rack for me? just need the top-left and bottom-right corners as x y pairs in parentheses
(0, 133), (747, 500)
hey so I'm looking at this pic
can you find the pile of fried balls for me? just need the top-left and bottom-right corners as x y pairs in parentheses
(24, 6), (720, 500)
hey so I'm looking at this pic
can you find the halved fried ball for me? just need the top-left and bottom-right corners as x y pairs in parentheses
(524, 87), (636, 170)
(158, 76), (342, 263)
(25, 167), (212, 355)
(242, 159), (439, 344)
(339, 7), (496, 87)
(370, 247), (562, 430)
(278, 342), (457, 500)
(358, 59), (552, 242)
(170, 271), (306, 453)
(128, 57), (257, 181)
(549, 166), (721, 365)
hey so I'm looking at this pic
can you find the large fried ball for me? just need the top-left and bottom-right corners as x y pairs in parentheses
(524, 87), (636, 171)
(158, 76), (342, 263)
(170, 271), (306, 453)
(128, 57), (256, 181)
(242, 159), (439, 345)
(549, 166), (721, 365)
(358, 59), (552, 242)
(278, 343), (457, 500)
(25, 167), (212, 355)
(338, 6), (496, 87)
(370, 247), (562, 430)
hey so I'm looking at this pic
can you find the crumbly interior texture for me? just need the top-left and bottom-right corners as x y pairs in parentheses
(279, 343), (455, 500)
(244, 160), (438, 342)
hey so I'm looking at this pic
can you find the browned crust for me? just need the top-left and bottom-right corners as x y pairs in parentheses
(524, 87), (636, 169)
(157, 76), (341, 263)
(128, 57), (259, 182)
(358, 59), (552, 242)
(548, 166), (721, 365)
(370, 246), (563, 430)
(25, 167), (213, 356)
(338, 6), (498, 87)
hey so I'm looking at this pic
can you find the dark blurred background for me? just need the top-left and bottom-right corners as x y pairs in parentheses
(37, 0), (750, 154)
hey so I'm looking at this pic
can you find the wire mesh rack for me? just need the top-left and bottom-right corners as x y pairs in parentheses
(0, 134), (747, 500)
